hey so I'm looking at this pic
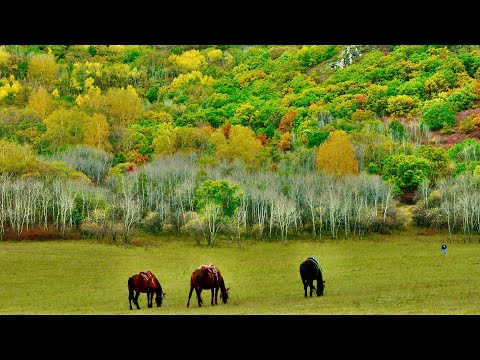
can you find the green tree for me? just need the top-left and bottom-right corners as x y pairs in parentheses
(386, 95), (420, 117)
(194, 179), (241, 245)
(416, 145), (450, 181)
(382, 154), (433, 194)
(388, 119), (407, 142)
(422, 99), (455, 131)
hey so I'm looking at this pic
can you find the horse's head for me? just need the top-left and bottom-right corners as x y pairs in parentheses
(220, 287), (230, 304)
(155, 292), (166, 307)
(318, 280), (325, 296)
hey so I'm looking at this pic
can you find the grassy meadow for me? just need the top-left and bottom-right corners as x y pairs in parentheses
(0, 230), (479, 315)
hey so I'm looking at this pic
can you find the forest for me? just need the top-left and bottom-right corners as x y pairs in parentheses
(1, 44), (480, 244)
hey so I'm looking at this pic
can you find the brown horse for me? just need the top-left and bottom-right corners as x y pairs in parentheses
(187, 264), (230, 307)
(128, 271), (166, 310)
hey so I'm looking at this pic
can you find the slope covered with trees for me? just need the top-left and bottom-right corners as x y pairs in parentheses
(1, 44), (480, 243)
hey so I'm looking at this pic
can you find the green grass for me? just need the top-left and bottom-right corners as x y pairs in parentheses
(0, 232), (479, 315)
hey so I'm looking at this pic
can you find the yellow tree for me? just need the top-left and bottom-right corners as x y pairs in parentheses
(206, 49), (223, 63)
(28, 86), (53, 119)
(0, 75), (22, 102)
(315, 130), (359, 177)
(42, 108), (90, 152)
(0, 139), (38, 176)
(233, 102), (256, 126)
(175, 125), (213, 152)
(75, 85), (104, 114)
(104, 86), (143, 127)
(0, 46), (11, 74)
(210, 124), (263, 169)
(27, 53), (58, 88)
(278, 132), (294, 152)
(168, 49), (206, 72)
(83, 113), (110, 150)
(152, 122), (177, 155)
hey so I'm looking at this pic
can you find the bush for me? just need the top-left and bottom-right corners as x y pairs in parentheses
(422, 100), (456, 131)
(458, 115), (476, 134)
(446, 83), (477, 112)
(386, 95), (420, 117)
(139, 211), (163, 234)
(412, 204), (448, 228)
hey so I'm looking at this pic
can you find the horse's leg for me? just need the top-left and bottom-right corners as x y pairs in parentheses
(211, 288), (215, 305)
(195, 288), (203, 307)
(309, 281), (315, 297)
(147, 289), (152, 308)
(303, 279), (308, 298)
(134, 291), (141, 309)
(187, 286), (194, 307)
(128, 278), (134, 310)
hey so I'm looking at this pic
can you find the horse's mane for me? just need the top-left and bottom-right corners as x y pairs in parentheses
(154, 277), (162, 292)
(307, 257), (322, 273)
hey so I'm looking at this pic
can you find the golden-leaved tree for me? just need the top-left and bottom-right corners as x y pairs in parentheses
(83, 113), (110, 150)
(104, 86), (143, 127)
(209, 124), (263, 169)
(42, 108), (90, 152)
(278, 108), (296, 134)
(0, 139), (38, 176)
(0, 46), (11, 74)
(152, 122), (177, 155)
(315, 130), (359, 177)
(28, 86), (53, 120)
(168, 49), (206, 72)
(27, 53), (58, 88)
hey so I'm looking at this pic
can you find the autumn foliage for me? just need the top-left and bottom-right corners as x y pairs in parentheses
(278, 109), (296, 134)
(315, 130), (359, 177)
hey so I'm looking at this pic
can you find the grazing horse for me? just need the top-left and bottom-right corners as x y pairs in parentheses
(187, 264), (230, 307)
(128, 271), (166, 310)
(300, 256), (325, 297)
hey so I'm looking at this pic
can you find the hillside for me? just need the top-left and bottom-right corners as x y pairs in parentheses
(1, 44), (480, 243)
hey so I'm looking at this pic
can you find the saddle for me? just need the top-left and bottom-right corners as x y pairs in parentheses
(200, 264), (218, 285)
(140, 271), (157, 289)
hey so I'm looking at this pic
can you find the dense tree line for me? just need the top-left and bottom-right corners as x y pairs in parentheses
(1, 45), (480, 242)
(0, 153), (397, 243)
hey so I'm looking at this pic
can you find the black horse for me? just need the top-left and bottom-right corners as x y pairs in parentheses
(128, 271), (166, 310)
(299, 256), (325, 297)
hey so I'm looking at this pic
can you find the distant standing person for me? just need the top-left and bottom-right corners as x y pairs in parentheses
(441, 241), (447, 255)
